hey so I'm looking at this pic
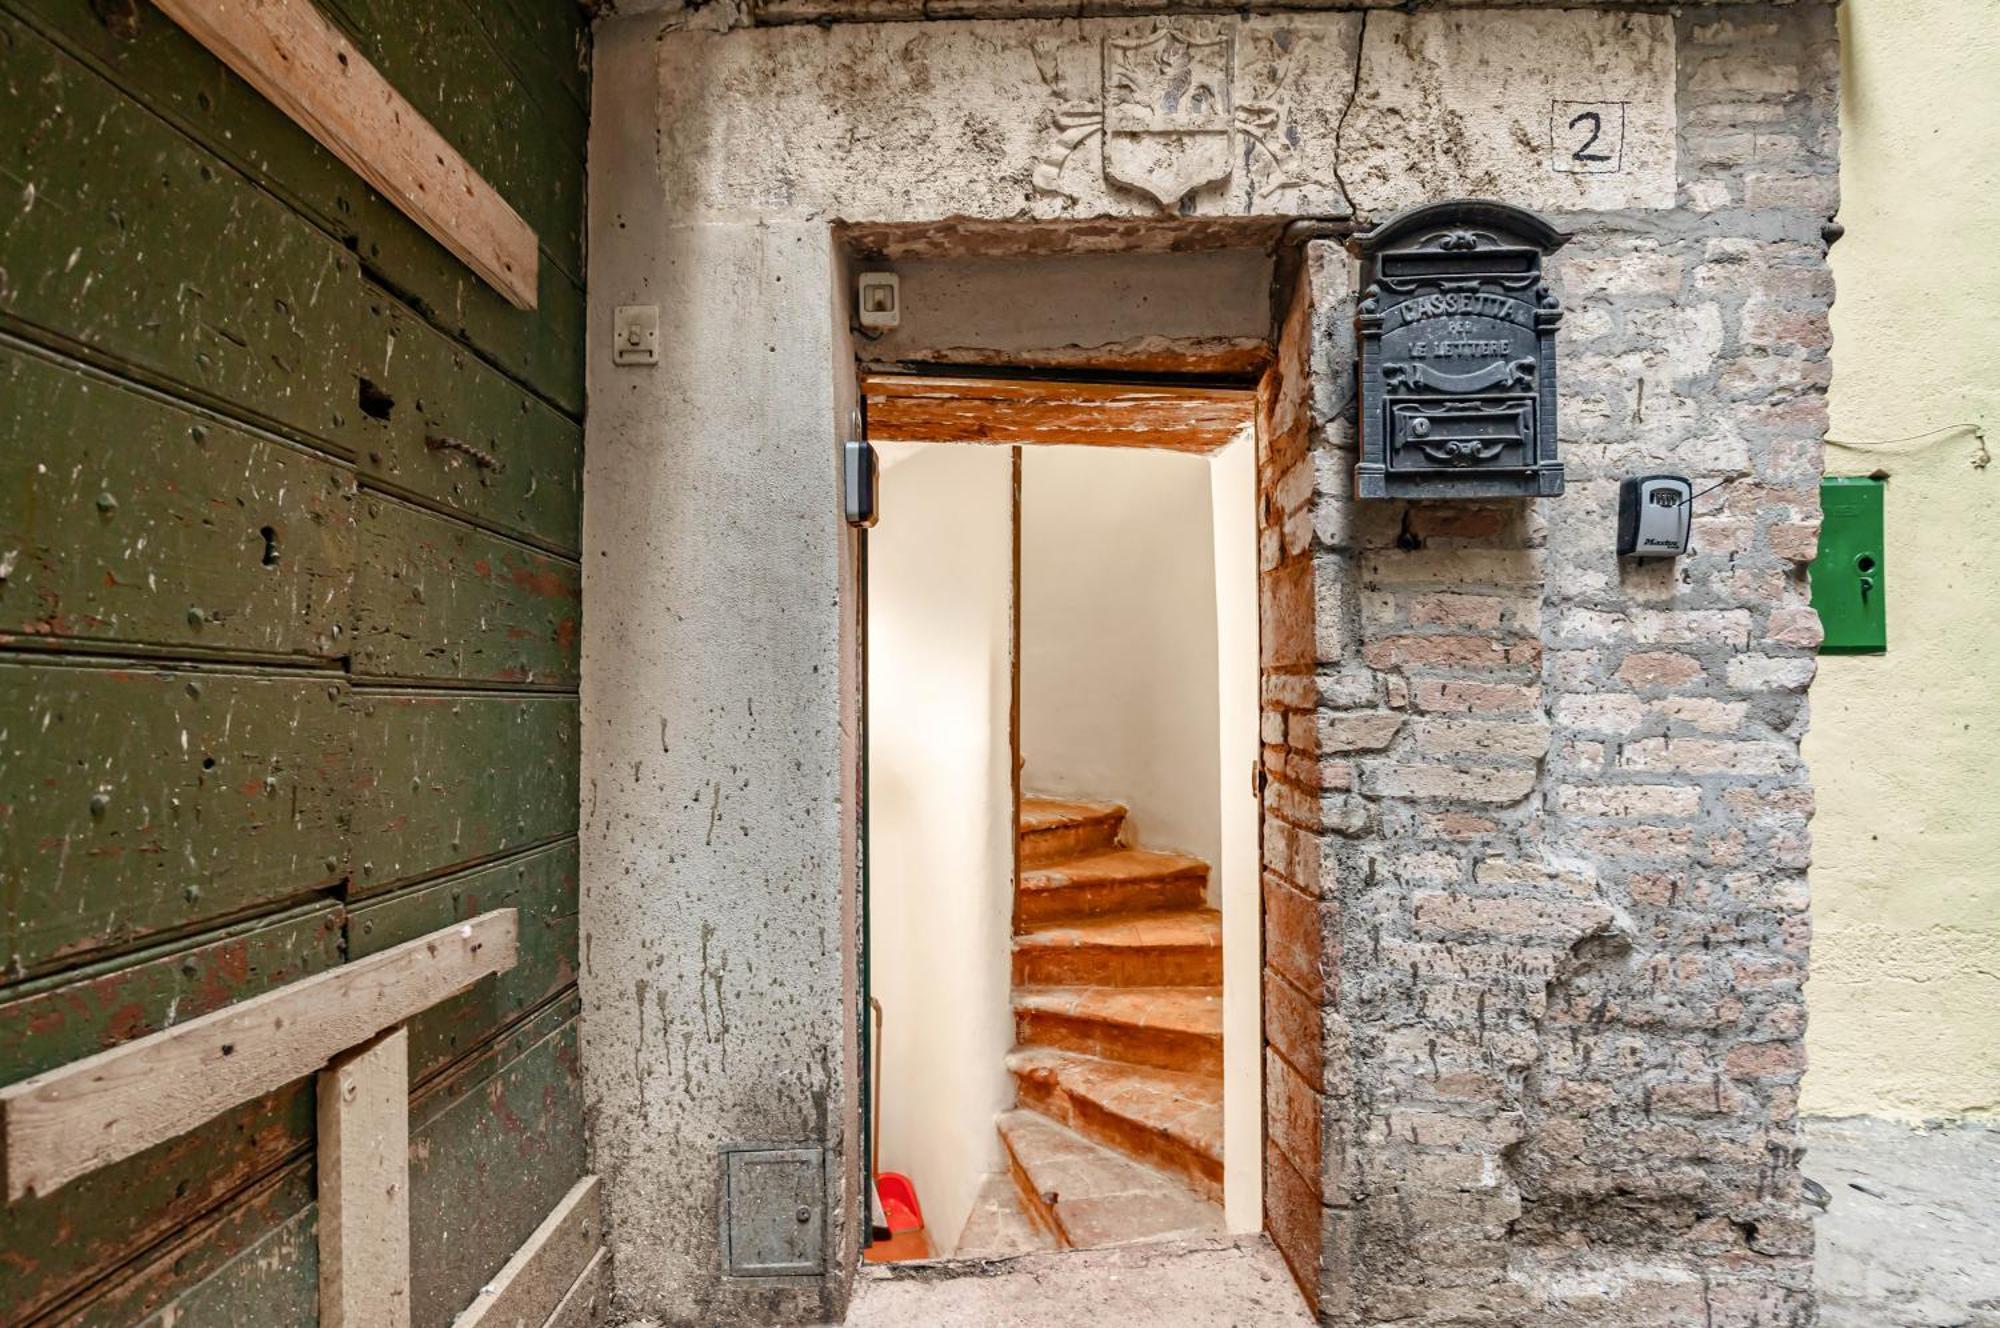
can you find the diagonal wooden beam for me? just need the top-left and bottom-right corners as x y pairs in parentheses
(148, 0), (540, 310)
(0, 909), (518, 1200)
(453, 1175), (602, 1328)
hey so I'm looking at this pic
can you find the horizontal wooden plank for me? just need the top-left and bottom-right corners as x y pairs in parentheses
(0, 904), (338, 1323)
(348, 691), (578, 895)
(0, 13), (584, 552)
(6, 0), (586, 414)
(0, 1080), (313, 1325)
(152, 0), (540, 311)
(0, 341), (356, 660)
(0, 902), (344, 1083)
(1, 909), (518, 1200)
(453, 1174), (601, 1328)
(354, 493), (581, 686)
(410, 1003), (585, 1328)
(45, 999), (578, 1328)
(0, 660), (350, 976)
(863, 374), (1257, 453)
(348, 840), (577, 1080)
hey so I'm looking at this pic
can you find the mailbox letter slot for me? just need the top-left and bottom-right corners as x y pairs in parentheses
(1349, 200), (1570, 501)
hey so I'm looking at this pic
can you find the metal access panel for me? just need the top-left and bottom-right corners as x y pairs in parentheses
(1811, 477), (1887, 653)
(722, 1145), (826, 1277)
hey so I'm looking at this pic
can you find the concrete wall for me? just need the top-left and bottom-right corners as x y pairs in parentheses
(1803, 0), (2000, 1122)
(582, 5), (1837, 1324)
(582, 22), (856, 1325)
(865, 444), (1017, 1256)
(1021, 446), (1222, 865)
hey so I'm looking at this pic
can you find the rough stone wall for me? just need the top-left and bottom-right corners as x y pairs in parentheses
(586, 4), (1837, 1324)
(1259, 8), (1838, 1322)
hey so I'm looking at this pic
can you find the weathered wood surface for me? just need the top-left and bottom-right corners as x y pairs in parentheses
(0, 906), (337, 1321)
(348, 691), (578, 896)
(319, 0), (586, 281)
(409, 1002), (586, 1328)
(452, 1174), (600, 1328)
(0, 1082), (311, 1324)
(149, 0), (540, 311)
(462, 0), (589, 119)
(0, 0), (588, 1317)
(318, 1026), (413, 1328)
(349, 841), (578, 1080)
(1, 909), (517, 1200)
(4, 0), (586, 413)
(46, 1163), (322, 1328)
(863, 374), (1257, 452)
(543, 1246), (609, 1328)
(33, 1004), (581, 1327)
(0, 12), (584, 552)
(354, 493), (582, 686)
(0, 342), (357, 661)
(0, 902), (343, 1083)
(0, 660), (350, 976)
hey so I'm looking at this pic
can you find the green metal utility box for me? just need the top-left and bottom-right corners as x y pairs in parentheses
(1811, 477), (1887, 653)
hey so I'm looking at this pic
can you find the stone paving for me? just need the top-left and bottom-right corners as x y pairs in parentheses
(841, 1235), (1311, 1328)
(1807, 1116), (2000, 1328)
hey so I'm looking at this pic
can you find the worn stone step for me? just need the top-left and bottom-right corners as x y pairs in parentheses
(1011, 909), (1222, 989)
(1019, 796), (1126, 868)
(997, 1108), (1223, 1251)
(1016, 847), (1208, 929)
(954, 1169), (1062, 1259)
(1014, 986), (1223, 1076)
(1006, 1048), (1223, 1201)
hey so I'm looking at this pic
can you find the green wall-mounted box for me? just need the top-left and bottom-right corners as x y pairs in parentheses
(1811, 477), (1886, 653)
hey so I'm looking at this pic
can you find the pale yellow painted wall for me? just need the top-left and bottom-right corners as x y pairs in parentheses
(1803, 0), (2000, 1120)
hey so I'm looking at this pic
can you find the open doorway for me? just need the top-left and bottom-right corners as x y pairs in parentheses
(860, 375), (1261, 1261)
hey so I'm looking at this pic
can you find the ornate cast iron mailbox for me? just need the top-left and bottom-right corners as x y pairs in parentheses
(1351, 200), (1569, 500)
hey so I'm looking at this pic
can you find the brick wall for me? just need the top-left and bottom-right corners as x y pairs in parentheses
(1260, 6), (1837, 1322)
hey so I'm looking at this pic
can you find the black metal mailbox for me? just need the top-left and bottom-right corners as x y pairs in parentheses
(1350, 200), (1569, 501)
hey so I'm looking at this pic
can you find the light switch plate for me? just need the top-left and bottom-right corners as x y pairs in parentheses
(613, 304), (660, 366)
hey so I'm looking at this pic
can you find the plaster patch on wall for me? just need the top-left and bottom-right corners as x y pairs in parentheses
(654, 10), (1676, 226)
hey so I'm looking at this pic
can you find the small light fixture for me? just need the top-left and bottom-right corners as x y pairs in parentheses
(857, 272), (900, 330)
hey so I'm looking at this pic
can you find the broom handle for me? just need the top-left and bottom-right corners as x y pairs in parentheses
(869, 996), (884, 1181)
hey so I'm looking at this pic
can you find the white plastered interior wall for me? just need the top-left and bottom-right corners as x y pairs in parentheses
(1019, 441), (1262, 1231)
(866, 443), (1017, 1256)
(1021, 446), (1222, 866)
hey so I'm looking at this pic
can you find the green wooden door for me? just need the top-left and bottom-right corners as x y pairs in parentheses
(0, 1), (589, 1321)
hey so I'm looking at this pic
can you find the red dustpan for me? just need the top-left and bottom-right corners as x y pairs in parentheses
(862, 1001), (932, 1261)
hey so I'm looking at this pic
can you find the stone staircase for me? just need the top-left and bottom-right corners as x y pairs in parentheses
(957, 796), (1225, 1256)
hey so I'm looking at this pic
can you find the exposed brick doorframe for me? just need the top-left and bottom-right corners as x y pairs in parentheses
(1254, 231), (1818, 1324)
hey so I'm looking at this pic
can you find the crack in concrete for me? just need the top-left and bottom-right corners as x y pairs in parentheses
(1330, 9), (1368, 220)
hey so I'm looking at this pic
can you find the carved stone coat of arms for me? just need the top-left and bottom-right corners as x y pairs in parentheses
(1100, 28), (1234, 208)
(1030, 20), (1306, 213)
